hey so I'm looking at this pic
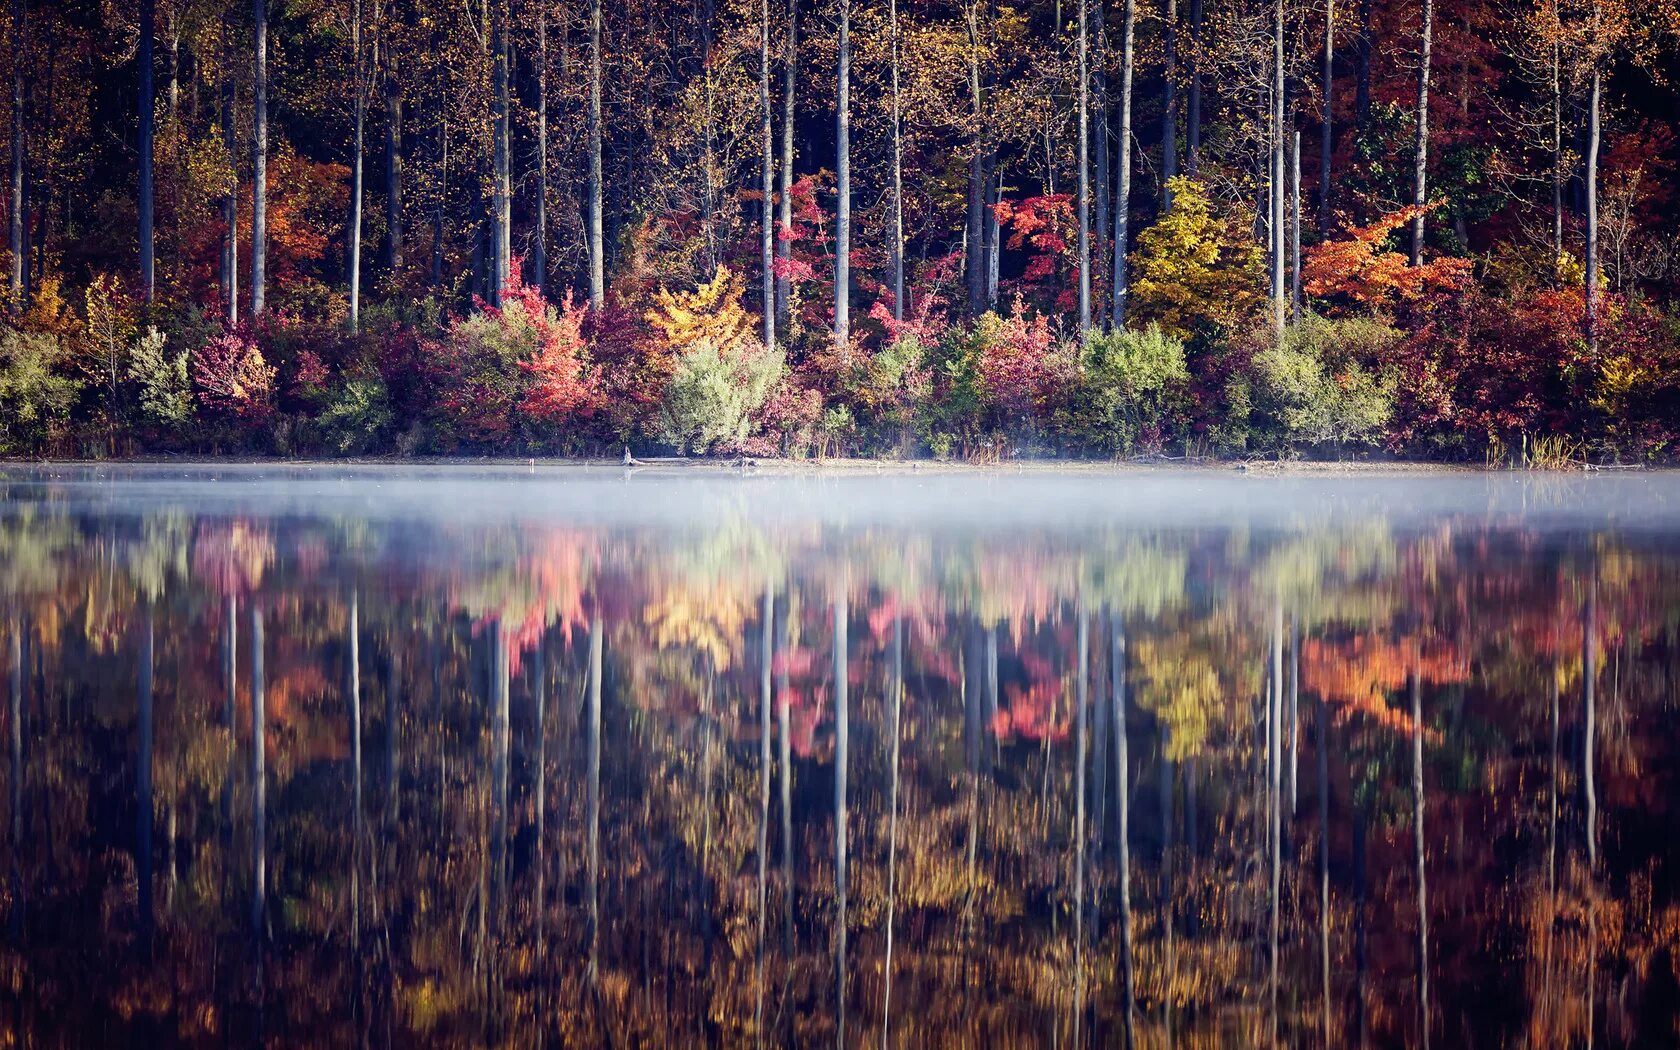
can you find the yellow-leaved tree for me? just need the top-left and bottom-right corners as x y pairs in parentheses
(1128, 177), (1265, 341)
(645, 266), (783, 454)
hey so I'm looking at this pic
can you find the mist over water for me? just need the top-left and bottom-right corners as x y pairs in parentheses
(1, 465), (1677, 1047)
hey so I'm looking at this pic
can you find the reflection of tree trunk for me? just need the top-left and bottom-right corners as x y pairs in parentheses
(1316, 684), (1331, 1047)
(532, 633), (547, 1043)
(138, 605), (155, 949)
(587, 615), (602, 986)
(1288, 614), (1299, 815)
(1269, 602), (1282, 1049)
(1353, 801), (1368, 1049)
(1113, 614), (1135, 1050)
(9, 616), (22, 934)
(777, 596), (794, 987)
(1411, 670), (1430, 1050)
(833, 593), (849, 1048)
(492, 620), (509, 934)
(1543, 667), (1558, 1032)
(881, 612), (903, 1050)
(252, 607), (267, 936)
(386, 639), (400, 824)
(1074, 602), (1088, 1046)
(1160, 727), (1174, 1046)
(348, 592), (365, 1039)
(1583, 585), (1596, 866)
(756, 588), (772, 1044)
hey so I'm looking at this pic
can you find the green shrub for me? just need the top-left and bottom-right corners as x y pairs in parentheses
(1062, 323), (1191, 455)
(1249, 314), (1399, 453)
(127, 326), (193, 429)
(657, 338), (783, 454)
(316, 377), (395, 456)
(0, 326), (82, 452)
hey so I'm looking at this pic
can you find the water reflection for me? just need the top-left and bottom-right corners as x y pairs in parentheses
(0, 467), (1678, 1047)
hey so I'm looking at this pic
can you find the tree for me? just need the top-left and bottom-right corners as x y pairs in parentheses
(834, 0), (850, 347)
(349, 0), (365, 332)
(1412, 0), (1435, 265)
(252, 0), (269, 316)
(887, 0), (904, 321)
(1077, 0), (1092, 336)
(1302, 203), (1469, 316)
(776, 0), (798, 326)
(220, 8), (238, 324)
(7, 0), (22, 311)
(647, 266), (783, 452)
(191, 330), (275, 419)
(1111, 0), (1138, 326)
(1129, 177), (1264, 339)
(588, 0), (604, 311)
(759, 0), (775, 349)
(489, 0), (511, 307)
(139, 0), (155, 301)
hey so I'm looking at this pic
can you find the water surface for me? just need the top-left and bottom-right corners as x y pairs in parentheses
(1, 465), (1677, 1047)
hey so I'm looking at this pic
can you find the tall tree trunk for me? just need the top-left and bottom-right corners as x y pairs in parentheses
(881, 612), (903, 1047)
(7, 0), (23, 311)
(489, 0), (510, 304)
(1094, 0), (1110, 302)
(1410, 0), (1433, 264)
(833, 590), (849, 1047)
(1355, 0), (1372, 124)
(888, 0), (905, 320)
(1160, 0), (1178, 209)
(137, 606), (155, 947)
(349, 0), (364, 332)
(1321, 0), (1335, 231)
(1111, 0), (1136, 326)
(385, 43), (403, 277)
(1291, 131), (1302, 322)
(1113, 614), (1136, 1050)
(1583, 62), (1600, 352)
(700, 0), (717, 272)
(760, 0), (776, 348)
(1411, 669), (1431, 1050)
(775, 0), (797, 325)
(1187, 0), (1203, 176)
(1549, 10), (1562, 270)
(587, 0), (604, 311)
(1077, 0), (1091, 335)
(965, 2), (986, 317)
(834, 0), (850, 347)
(139, 0), (155, 301)
(251, 0), (269, 316)
(220, 10), (238, 324)
(527, 4), (543, 291)
(1271, 0), (1286, 333)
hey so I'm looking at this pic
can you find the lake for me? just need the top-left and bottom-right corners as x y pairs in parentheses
(1, 464), (1677, 1047)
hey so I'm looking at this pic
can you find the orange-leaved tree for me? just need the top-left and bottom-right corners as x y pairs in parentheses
(1303, 204), (1471, 317)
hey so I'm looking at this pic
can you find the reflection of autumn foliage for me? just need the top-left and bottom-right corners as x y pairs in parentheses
(1302, 633), (1468, 737)
(190, 520), (274, 596)
(992, 651), (1067, 742)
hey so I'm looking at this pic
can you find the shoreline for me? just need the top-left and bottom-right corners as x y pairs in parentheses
(0, 455), (1652, 476)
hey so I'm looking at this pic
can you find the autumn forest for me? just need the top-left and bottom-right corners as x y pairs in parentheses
(0, 0), (1678, 460)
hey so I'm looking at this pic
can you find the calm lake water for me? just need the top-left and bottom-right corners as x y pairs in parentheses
(1, 464), (1678, 1048)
